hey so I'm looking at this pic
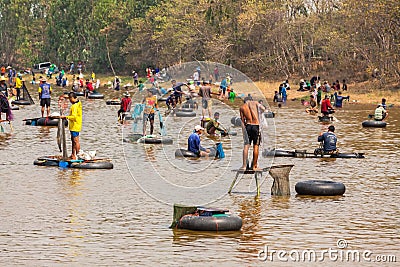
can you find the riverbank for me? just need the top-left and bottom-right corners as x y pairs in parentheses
(256, 80), (400, 106)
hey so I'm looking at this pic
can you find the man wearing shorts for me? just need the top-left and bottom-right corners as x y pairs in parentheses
(142, 90), (158, 136)
(239, 99), (265, 171)
(199, 80), (212, 118)
(38, 78), (52, 117)
(60, 92), (82, 160)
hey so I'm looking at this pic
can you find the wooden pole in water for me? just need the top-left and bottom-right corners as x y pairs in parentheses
(61, 118), (67, 161)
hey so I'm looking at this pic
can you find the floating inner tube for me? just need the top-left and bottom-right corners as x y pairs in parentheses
(263, 149), (295, 157)
(137, 135), (173, 144)
(318, 116), (333, 122)
(88, 93), (104, 99)
(11, 99), (31, 105)
(263, 111), (275, 118)
(10, 105), (19, 110)
(106, 99), (121, 105)
(227, 130), (237, 136)
(295, 180), (346, 196)
(159, 97), (168, 102)
(66, 91), (85, 96)
(177, 214), (242, 231)
(25, 117), (68, 127)
(175, 148), (217, 158)
(362, 120), (387, 128)
(175, 111), (196, 117)
(177, 108), (193, 112)
(230, 117), (242, 127)
(175, 149), (198, 158)
(34, 156), (113, 169)
(263, 149), (364, 158)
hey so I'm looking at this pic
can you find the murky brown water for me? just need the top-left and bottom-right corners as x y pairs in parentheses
(0, 81), (399, 266)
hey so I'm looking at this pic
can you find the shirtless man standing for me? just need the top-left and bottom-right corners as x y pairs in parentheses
(239, 99), (265, 171)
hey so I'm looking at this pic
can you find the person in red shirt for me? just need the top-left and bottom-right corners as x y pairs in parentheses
(118, 92), (132, 122)
(321, 95), (335, 116)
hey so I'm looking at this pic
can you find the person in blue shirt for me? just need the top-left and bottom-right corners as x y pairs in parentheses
(318, 125), (338, 153)
(334, 91), (349, 108)
(188, 125), (210, 156)
(281, 84), (287, 102)
(171, 80), (188, 104)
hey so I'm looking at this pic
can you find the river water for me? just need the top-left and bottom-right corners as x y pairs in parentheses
(0, 83), (398, 266)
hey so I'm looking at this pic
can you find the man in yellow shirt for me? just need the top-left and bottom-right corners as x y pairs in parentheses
(15, 73), (23, 100)
(61, 92), (82, 160)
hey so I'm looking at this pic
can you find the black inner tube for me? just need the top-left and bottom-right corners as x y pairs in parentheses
(295, 180), (346, 196)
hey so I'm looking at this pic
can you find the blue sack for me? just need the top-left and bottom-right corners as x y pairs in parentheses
(59, 161), (69, 168)
(216, 143), (225, 159)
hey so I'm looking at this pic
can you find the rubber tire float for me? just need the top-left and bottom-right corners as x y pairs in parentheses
(34, 156), (113, 169)
(231, 117), (242, 127)
(175, 148), (217, 158)
(88, 93), (104, 99)
(137, 136), (173, 144)
(362, 120), (387, 128)
(295, 180), (346, 196)
(106, 100), (120, 105)
(26, 118), (68, 127)
(11, 100), (31, 105)
(176, 214), (243, 231)
(10, 106), (19, 110)
(175, 111), (196, 117)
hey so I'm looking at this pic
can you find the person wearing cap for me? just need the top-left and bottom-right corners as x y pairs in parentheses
(38, 77), (52, 117)
(206, 112), (227, 136)
(188, 125), (210, 157)
(199, 80), (212, 118)
(374, 104), (387, 121)
(15, 73), (23, 100)
(118, 92), (132, 122)
(318, 125), (338, 154)
(0, 76), (8, 97)
(60, 92), (82, 160)
(239, 98), (266, 171)
(142, 90), (158, 136)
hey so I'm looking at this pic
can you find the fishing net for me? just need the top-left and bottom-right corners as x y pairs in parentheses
(131, 104), (144, 133)
(22, 83), (35, 104)
(169, 204), (197, 228)
(268, 164), (294, 196)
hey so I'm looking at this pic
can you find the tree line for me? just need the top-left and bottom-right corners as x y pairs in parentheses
(0, 0), (398, 83)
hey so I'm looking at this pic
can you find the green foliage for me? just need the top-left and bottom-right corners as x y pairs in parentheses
(0, 0), (398, 81)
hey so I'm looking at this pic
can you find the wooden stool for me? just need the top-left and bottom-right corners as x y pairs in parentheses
(228, 169), (266, 196)
(228, 165), (294, 197)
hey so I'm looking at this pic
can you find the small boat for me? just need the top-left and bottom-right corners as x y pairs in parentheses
(362, 120), (387, 128)
(25, 117), (68, 127)
(34, 156), (113, 169)
(263, 148), (365, 159)
(174, 207), (242, 231)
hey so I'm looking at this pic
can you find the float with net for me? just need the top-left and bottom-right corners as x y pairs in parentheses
(170, 205), (242, 231)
